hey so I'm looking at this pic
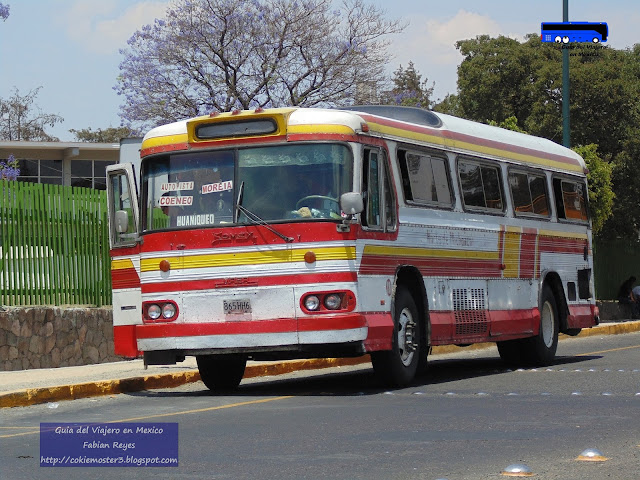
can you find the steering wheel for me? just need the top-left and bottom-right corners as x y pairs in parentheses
(295, 195), (340, 211)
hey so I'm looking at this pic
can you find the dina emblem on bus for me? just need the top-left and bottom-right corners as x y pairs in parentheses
(541, 22), (608, 44)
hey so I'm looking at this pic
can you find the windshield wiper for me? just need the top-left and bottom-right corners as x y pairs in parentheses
(235, 182), (294, 243)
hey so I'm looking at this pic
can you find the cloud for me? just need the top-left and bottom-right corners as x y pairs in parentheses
(389, 10), (516, 99)
(60, 0), (169, 54)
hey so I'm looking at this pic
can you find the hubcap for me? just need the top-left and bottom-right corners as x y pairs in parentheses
(541, 300), (554, 348)
(397, 307), (418, 366)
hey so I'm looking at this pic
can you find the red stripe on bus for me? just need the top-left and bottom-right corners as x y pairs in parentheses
(111, 268), (140, 289)
(135, 314), (365, 339)
(140, 271), (358, 294)
(113, 325), (140, 358)
(359, 255), (503, 278)
(520, 228), (538, 278)
(140, 223), (358, 250)
(567, 304), (597, 329)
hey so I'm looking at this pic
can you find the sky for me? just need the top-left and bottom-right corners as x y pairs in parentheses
(0, 0), (638, 142)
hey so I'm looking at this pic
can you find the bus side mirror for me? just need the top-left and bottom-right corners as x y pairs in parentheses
(340, 192), (364, 215)
(115, 210), (130, 233)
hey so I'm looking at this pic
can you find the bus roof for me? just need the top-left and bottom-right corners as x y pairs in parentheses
(141, 106), (586, 174)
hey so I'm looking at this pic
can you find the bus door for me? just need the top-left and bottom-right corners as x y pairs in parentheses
(106, 163), (142, 357)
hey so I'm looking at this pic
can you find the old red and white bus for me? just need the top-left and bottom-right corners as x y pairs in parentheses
(106, 106), (598, 389)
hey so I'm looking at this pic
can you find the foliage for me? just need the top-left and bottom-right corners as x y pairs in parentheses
(0, 3), (9, 21)
(0, 87), (63, 141)
(379, 61), (434, 108)
(602, 136), (640, 239)
(115, 0), (405, 131)
(488, 116), (527, 134)
(450, 34), (640, 239)
(0, 153), (19, 180)
(69, 127), (138, 143)
(572, 144), (613, 234)
(432, 93), (461, 116)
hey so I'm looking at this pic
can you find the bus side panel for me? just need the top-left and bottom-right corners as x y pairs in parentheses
(111, 255), (143, 357)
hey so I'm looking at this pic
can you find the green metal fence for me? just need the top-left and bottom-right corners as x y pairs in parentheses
(0, 181), (111, 306)
(593, 237), (640, 300)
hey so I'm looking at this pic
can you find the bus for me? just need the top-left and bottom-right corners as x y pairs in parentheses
(106, 105), (598, 390)
(541, 22), (608, 43)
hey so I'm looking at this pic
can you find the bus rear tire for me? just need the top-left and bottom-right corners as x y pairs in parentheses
(524, 285), (559, 366)
(371, 287), (422, 387)
(196, 354), (247, 392)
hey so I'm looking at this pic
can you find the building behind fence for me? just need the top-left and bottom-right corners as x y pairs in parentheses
(0, 181), (111, 306)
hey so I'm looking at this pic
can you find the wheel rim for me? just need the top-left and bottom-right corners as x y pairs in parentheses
(541, 300), (554, 348)
(397, 307), (417, 366)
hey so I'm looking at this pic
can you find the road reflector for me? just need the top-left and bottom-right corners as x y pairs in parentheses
(501, 463), (534, 476)
(576, 448), (608, 461)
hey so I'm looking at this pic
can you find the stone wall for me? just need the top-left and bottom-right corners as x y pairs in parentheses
(0, 306), (124, 371)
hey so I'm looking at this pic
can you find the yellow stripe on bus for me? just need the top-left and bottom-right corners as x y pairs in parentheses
(363, 244), (499, 260)
(503, 226), (521, 279)
(111, 258), (135, 270)
(367, 122), (583, 173)
(142, 133), (189, 150)
(140, 246), (356, 272)
(287, 124), (357, 136)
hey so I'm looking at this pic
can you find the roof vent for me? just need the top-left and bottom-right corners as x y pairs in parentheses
(338, 105), (442, 128)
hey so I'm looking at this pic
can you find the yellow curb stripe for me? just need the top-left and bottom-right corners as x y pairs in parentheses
(2, 322), (639, 412)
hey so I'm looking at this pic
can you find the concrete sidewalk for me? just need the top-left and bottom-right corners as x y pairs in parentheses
(2, 320), (639, 408)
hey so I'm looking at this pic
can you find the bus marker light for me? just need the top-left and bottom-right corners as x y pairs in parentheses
(576, 448), (608, 461)
(501, 463), (534, 476)
(209, 111), (219, 117)
(160, 260), (171, 272)
(360, 122), (369, 133)
(232, 109), (241, 115)
(304, 251), (316, 263)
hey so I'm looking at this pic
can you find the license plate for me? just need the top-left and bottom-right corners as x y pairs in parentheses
(223, 298), (252, 314)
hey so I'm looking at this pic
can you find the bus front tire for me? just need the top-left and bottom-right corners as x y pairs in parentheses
(196, 354), (247, 392)
(371, 287), (422, 387)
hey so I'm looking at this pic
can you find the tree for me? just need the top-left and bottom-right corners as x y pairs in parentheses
(452, 35), (639, 160)
(380, 61), (434, 108)
(573, 144), (614, 235)
(0, 87), (63, 141)
(0, 154), (19, 180)
(115, 0), (405, 131)
(69, 126), (137, 143)
(450, 34), (640, 239)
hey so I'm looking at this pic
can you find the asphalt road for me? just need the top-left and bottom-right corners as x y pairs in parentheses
(2, 332), (640, 480)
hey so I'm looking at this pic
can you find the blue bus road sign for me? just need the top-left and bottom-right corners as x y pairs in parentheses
(541, 22), (608, 44)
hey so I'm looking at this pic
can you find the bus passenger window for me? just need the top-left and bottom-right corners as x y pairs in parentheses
(458, 160), (503, 211)
(402, 151), (451, 207)
(553, 178), (588, 222)
(364, 150), (381, 228)
(509, 171), (550, 217)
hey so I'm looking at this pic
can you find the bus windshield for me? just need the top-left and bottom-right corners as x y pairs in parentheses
(142, 143), (353, 231)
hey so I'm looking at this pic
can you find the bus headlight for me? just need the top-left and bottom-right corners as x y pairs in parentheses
(147, 304), (161, 320)
(304, 295), (321, 311)
(162, 303), (176, 319)
(324, 293), (342, 310)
